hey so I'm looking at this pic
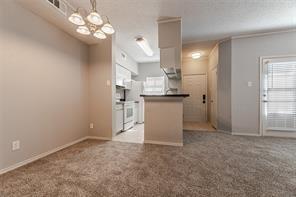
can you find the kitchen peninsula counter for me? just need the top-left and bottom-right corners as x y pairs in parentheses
(140, 94), (189, 146)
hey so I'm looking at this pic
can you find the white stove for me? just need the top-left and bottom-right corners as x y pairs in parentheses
(123, 101), (134, 131)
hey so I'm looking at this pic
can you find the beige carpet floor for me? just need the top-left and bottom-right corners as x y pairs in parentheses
(1, 131), (296, 197)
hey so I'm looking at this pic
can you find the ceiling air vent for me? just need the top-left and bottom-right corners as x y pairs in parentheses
(46, 0), (67, 16)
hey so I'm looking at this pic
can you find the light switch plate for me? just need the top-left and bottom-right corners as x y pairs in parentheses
(106, 80), (111, 86)
(90, 123), (94, 129)
(248, 81), (253, 87)
(12, 140), (20, 151)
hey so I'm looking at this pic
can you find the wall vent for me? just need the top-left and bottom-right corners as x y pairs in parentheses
(46, 0), (67, 16)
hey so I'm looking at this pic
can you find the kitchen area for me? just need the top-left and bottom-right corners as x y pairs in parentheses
(113, 17), (188, 146)
(113, 50), (180, 144)
(113, 46), (145, 143)
(113, 53), (182, 144)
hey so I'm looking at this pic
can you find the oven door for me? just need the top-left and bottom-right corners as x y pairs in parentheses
(124, 104), (134, 123)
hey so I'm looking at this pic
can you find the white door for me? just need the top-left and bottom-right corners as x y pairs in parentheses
(261, 56), (296, 138)
(183, 74), (207, 122)
(210, 68), (217, 128)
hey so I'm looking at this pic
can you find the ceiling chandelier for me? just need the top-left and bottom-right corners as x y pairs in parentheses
(68, 0), (115, 39)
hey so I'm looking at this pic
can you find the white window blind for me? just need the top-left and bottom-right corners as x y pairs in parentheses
(266, 62), (296, 131)
(143, 77), (165, 95)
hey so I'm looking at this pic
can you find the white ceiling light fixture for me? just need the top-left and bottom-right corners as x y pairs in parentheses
(135, 37), (154, 57)
(93, 30), (106, 39)
(87, 11), (103, 25)
(101, 21), (115, 34)
(68, 12), (85, 26)
(77, 26), (90, 35)
(68, 0), (114, 39)
(191, 52), (201, 59)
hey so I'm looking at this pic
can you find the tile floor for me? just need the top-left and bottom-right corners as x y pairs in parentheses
(112, 123), (144, 144)
(113, 122), (215, 144)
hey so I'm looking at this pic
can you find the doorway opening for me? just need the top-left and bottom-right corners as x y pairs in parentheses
(113, 81), (145, 144)
(183, 74), (216, 131)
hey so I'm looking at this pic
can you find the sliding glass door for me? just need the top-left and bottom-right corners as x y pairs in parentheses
(261, 56), (296, 137)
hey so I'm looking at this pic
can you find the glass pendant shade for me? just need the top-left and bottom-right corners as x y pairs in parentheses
(68, 12), (85, 26)
(87, 12), (103, 25)
(76, 26), (90, 35)
(101, 23), (115, 34)
(93, 30), (106, 39)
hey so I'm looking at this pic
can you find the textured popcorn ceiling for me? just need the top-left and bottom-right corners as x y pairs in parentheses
(67, 0), (296, 62)
(21, 0), (296, 62)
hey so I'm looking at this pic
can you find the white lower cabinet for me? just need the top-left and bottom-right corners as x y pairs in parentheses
(116, 104), (124, 133)
(134, 103), (139, 124)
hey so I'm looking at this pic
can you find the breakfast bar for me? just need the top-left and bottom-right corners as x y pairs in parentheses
(140, 94), (189, 146)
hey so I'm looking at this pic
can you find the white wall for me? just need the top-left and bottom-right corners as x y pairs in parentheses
(208, 45), (219, 71)
(133, 62), (182, 93)
(116, 46), (138, 75)
(182, 58), (208, 75)
(231, 31), (296, 135)
(180, 31), (296, 134)
(89, 37), (116, 138)
(133, 62), (165, 81)
(208, 45), (218, 123)
(217, 40), (232, 132)
(0, 0), (89, 170)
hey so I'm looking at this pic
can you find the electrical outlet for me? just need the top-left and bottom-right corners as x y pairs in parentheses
(12, 140), (20, 151)
(90, 123), (94, 129)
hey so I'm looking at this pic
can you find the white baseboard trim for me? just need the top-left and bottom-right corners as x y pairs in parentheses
(0, 136), (88, 175)
(144, 140), (183, 147)
(217, 130), (231, 134)
(87, 136), (112, 141)
(1, 136), (184, 175)
(0, 135), (113, 175)
(232, 132), (261, 137)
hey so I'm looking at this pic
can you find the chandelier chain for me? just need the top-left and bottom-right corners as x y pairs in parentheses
(90, 0), (97, 11)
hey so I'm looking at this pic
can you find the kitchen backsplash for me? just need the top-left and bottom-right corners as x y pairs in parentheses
(116, 88), (124, 100)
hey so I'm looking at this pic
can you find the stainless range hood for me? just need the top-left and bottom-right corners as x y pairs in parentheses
(158, 17), (182, 79)
(162, 67), (181, 80)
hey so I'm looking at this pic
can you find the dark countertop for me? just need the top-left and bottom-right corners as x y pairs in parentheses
(140, 94), (189, 97)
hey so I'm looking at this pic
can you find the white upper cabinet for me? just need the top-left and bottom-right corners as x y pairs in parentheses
(116, 64), (125, 87)
(160, 47), (177, 69)
(116, 46), (138, 75)
(116, 64), (132, 89)
(158, 18), (182, 70)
